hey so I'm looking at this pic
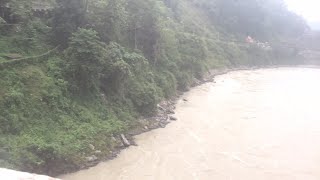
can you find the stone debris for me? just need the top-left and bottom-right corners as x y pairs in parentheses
(85, 155), (98, 162)
(169, 116), (178, 121)
(120, 134), (131, 147)
(89, 144), (95, 151)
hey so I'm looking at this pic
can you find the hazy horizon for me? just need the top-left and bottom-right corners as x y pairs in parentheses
(284, 0), (320, 30)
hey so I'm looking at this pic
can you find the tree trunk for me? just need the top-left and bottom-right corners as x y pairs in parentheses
(84, 0), (89, 13)
(153, 39), (160, 67)
(134, 24), (137, 49)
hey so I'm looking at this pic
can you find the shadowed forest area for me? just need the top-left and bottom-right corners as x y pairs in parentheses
(0, 0), (310, 176)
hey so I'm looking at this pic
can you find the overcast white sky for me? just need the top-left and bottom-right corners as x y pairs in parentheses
(284, 0), (320, 22)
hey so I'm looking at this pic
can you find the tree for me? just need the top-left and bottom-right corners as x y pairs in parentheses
(51, 0), (87, 46)
(0, 0), (32, 23)
(197, 0), (308, 41)
(65, 28), (106, 94)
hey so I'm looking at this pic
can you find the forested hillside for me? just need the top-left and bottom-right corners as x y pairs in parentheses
(0, 0), (308, 175)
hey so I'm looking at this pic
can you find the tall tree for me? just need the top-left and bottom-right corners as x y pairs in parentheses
(51, 0), (87, 46)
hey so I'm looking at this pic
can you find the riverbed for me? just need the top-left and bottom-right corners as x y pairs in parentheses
(61, 67), (320, 180)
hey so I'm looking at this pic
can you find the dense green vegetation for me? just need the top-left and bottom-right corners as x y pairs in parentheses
(0, 0), (308, 175)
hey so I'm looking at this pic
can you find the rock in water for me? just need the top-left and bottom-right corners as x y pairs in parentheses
(169, 116), (178, 121)
(159, 122), (166, 128)
(120, 134), (131, 147)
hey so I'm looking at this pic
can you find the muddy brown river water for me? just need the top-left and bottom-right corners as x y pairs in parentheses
(61, 67), (320, 180)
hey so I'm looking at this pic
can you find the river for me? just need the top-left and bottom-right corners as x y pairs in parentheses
(61, 67), (320, 180)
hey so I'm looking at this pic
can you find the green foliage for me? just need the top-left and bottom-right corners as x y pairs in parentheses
(51, 0), (87, 45)
(102, 0), (128, 42)
(0, 62), (128, 174)
(101, 42), (131, 94)
(127, 58), (159, 113)
(103, 42), (160, 114)
(0, 0), (32, 23)
(155, 71), (177, 98)
(66, 28), (106, 94)
(13, 19), (51, 53)
(127, 77), (159, 114)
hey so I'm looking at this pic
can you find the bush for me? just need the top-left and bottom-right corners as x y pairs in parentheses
(65, 28), (107, 94)
(127, 77), (159, 114)
(155, 71), (177, 98)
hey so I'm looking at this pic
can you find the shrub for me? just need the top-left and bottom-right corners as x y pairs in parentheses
(65, 28), (106, 94)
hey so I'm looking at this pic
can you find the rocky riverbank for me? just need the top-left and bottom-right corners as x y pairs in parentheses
(54, 65), (318, 177)
(59, 67), (255, 177)
(61, 67), (320, 180)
